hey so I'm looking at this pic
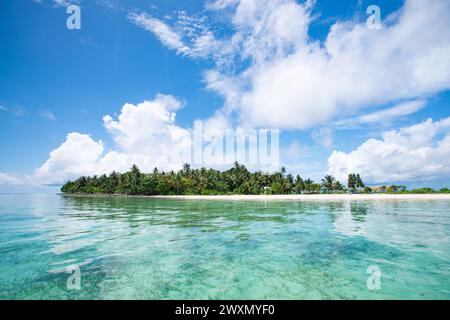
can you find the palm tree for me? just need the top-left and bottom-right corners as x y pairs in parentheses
(355, 174), (365, 188)
(281, 174), (293, 194)
(61, 164), (369, 197)
(129, 164), (142, 194)
(333, 181), (345, 192)
(347, 174), (356, 190)
(303, 178), (314, 193)
(321, 175), (336, 192)
(294, 175), (304, 193)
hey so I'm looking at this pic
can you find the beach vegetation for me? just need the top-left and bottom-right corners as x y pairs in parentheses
(61, 163), (447, 195)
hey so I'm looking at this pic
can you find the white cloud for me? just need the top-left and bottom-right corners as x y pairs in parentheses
(10, 106), (26, 117)
(232, 0), (312, 64)
(143, 0), (442, 131)
(33, 95), (192, 184)
(0, 173), (31, 185)
(32, 0), (81, 8)
(127, 0), (450, 131)
(204, 70), (243, 111)
(201, 111), (231, 139)
(34, 132), (104, 184)
(358, 100), (426, 124)
(95, 0), (120, 11)
(5, 0), (450, 187)
(328, 117), (450, 184)
(206, 0), (239, 10)
(39, 109), (56, 121)
(0, 104), (27, 117)
(129, 12), (190, 55)
(128, 11), (220, 59)
(311, 127), (333, 149)
(52, 0), (80, 7)
(335, 99), (427, 128)
(227, 0), (450, 129)
(102, 94), (192, 172)
(103, 94), (183, 149)
(282, 140), (311, 160)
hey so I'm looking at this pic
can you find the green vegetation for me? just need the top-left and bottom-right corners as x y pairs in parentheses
(371, 185), (450, 194)
(61, 163), (448, 195)
(62, 163), (321, 195)
(347, 173), (365, 192)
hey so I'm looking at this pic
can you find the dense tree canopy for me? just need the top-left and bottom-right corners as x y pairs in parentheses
(61, 163), (447, 195)
(61, 163), (329, 195)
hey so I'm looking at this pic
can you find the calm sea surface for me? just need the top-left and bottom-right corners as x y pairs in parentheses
(0, 194), (449, 299)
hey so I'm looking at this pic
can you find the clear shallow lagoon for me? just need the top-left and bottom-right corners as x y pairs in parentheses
(0, 194), (449, 300)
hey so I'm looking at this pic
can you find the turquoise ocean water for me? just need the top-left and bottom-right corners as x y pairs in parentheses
(0, 194), (449, 299)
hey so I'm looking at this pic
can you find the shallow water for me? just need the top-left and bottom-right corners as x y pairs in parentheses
(0, 194), (449, 299)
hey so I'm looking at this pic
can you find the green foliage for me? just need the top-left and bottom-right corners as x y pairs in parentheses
(64, 163), (282, 195)
(363, 186), (373, 193)
(270, 182), (283, 194)
(347, 173), (365, 192)
(386, 185), (408, 193)
(67, 164), (448, 196)
(294, 175), (304, 194)
(408, 187), (436, 194)
(377, 186), (447, 194)
(321, 175), (336, 191)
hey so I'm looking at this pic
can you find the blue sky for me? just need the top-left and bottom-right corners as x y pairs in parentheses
(1, 0), (450, 190)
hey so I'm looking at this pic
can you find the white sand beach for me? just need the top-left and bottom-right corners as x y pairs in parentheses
(151, 194), (450, 201)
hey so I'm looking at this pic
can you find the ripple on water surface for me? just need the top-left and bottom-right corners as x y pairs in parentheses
(0, 194), (449, 299)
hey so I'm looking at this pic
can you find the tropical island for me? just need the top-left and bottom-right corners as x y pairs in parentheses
(61, 162), (450, 196)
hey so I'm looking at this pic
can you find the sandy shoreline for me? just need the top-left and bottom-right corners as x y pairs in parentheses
(62, 193), (450, 201)
(152, 194), (450, 201)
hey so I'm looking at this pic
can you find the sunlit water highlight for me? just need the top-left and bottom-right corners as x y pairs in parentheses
(0, 194), (449, 299)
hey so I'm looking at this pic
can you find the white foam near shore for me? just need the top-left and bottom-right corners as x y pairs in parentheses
(151, 194), (450, 201)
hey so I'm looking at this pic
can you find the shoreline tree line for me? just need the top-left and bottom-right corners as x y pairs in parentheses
(61, 163), (450, 195)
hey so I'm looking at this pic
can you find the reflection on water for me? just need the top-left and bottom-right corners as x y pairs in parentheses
(0, 194), (449, 299)
(350, 203), (368, 223)
(334, 201), (450, 259)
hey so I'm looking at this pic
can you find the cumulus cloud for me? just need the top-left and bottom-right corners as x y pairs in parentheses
(34, 132), (104, 184)
(102, 94), (192, 172)
(328, 117), (450, 184)
(133, 0), (450, 130)
(103, 95), (182, 149)
(221, 0), (450, 129)
(5, 0), (450, 186)
(5, 93), (276, 186)
(33, 95), (192, 184)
